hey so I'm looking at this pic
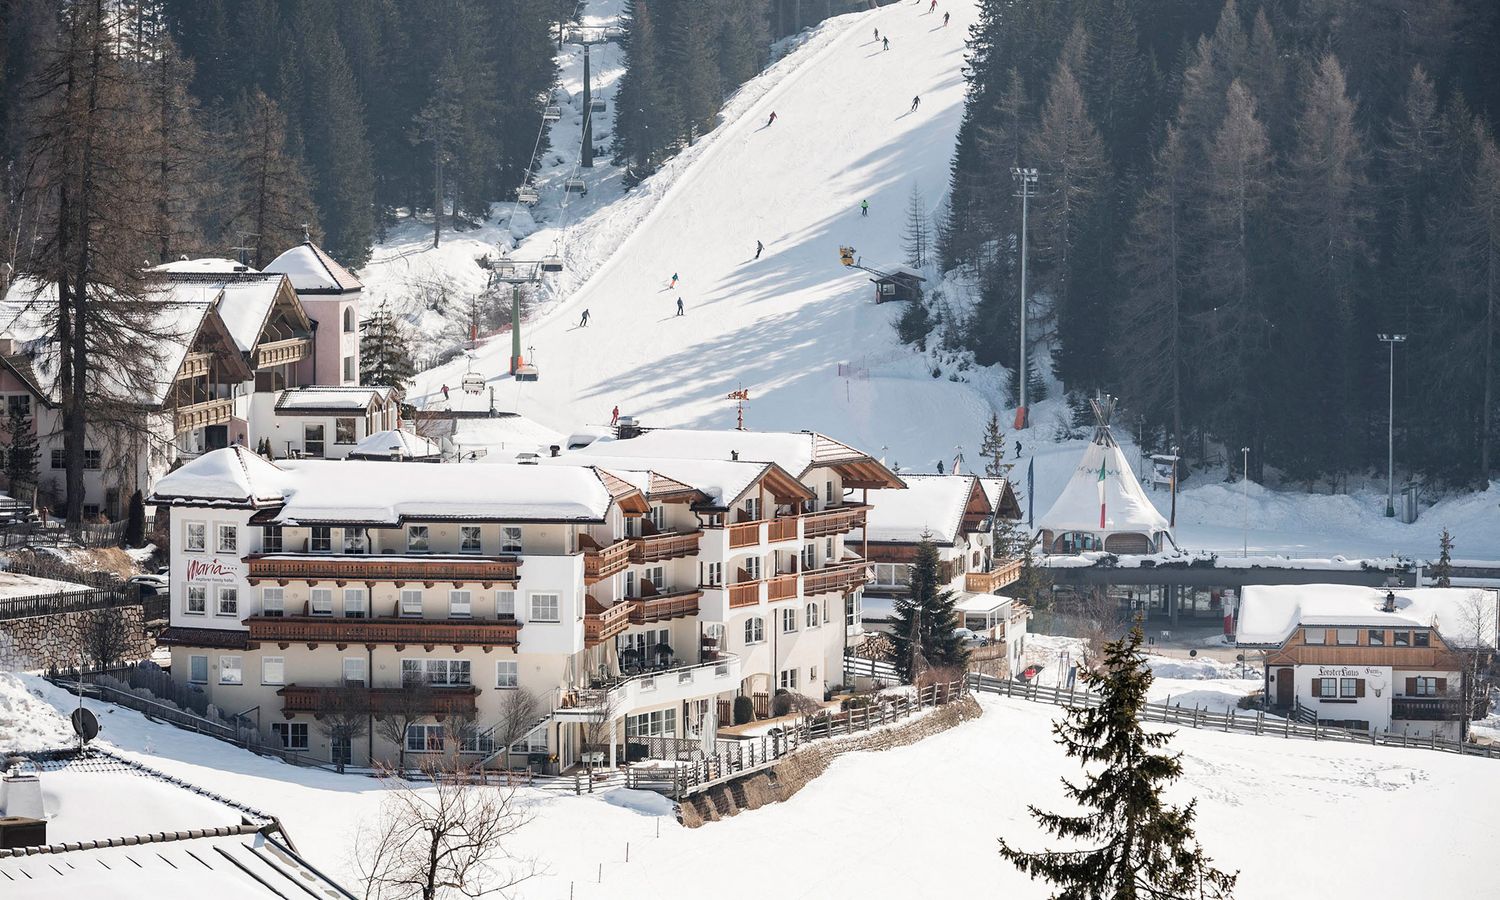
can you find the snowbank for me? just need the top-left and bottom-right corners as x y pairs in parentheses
(0, 671), (75, 752)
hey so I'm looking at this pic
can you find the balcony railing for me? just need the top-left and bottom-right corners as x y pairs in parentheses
(728, 580), (763, 608)
(802, 559), (870, 596)
(963, 557), (1024, 594)
(585, 600), (634, 647)
(174, 396), (234, 433)
(629, 531), (701, 563)
(728, 521), (761, 549)
(801, 504), (868, 538)
(247, 554), (520, 585)
(767, 574), (798, 602)
(247, 615), (519, 649)
(633, 590), (702, 623)
(255, 336), (311, 369)
(767, 517), (799, 542)
(176, 352), (211, 381)
(583, 539), (632, 584)
(277, 684), (479, 718)
(1391, 697), (1465, 721)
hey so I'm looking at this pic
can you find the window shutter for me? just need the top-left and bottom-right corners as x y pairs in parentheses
(1405, 677), (1417, 695)
(1355, 680), (1365, 698)
(1311, 680), (1321, 698)
(1436, 678), (1447, 694)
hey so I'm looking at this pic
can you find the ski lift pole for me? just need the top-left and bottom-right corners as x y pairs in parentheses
(511, 284), (523, 376)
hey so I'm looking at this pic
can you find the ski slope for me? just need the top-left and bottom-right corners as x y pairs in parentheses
(411, 1), (991, 465)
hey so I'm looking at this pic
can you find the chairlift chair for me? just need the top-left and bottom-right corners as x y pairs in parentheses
(564, 177), (587, 195)
(542, 105), (562, 123)
(461, 372), (486, 394)
(515, 185), (540, 205)
(539, 256), (564, 273)
(589, 97), (606, 113)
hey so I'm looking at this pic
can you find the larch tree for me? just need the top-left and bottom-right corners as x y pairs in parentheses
(229, 90), (319, 268)
(411, 52), (462, 248)
(903, 184), (930, 269)
(1000, 625), (1238, 899)
(1466, 122), (1500, 484)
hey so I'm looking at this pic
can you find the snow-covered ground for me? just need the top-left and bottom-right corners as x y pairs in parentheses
(1019, 633), (1260, 714)
(8, 673), (1500, 899)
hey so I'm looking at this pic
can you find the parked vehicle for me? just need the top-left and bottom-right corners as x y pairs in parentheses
(953, 627), (989, 648)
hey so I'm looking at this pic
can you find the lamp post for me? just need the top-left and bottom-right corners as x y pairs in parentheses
(1169, 444), (1180, 529)
(1378, 334), (1407, 518)
(1241, 446), (1250, 558)
(1012, 167), (1038, 429)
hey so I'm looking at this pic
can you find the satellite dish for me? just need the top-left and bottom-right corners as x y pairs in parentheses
(71, 707), (100, 744)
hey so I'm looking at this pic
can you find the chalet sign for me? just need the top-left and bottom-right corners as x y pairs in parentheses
(1315, 666), (1388, 679)
(186, 558), (241, 583)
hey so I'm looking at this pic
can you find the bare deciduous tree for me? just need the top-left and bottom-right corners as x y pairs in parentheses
(490, 687), (541, 771)
(317, 684), (370, 773)
(374, 677), (436, 774)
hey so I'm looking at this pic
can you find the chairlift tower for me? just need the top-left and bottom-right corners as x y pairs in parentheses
(1012, 167), (1038, 429)
(481, 253), (562, 380)
(564, 22), (624, 169)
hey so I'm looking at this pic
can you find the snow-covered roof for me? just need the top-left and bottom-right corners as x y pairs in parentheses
(1235, 584), (1500, 648)
(955, 593), (1014, 614)
(149, 257), (258, 275)
(547, 453), (771, 507)
(863, 474), (978, 544)
(586, 428), (892, 484)
(274, 385), (397, 412)
(1035, 437), (1169, 537)
(979, 476), (1018, 518)
(148, 272), (305, 355)
(348, 428), (441, 459)
(152, 447), (625, 523)
(263, 241), (362, 293)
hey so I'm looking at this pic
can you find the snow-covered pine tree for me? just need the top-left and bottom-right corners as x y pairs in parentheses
(359, 305), (416, 388)
(4, 405), (39, 495)
(1000, 625), (1237, 899)
(1432, 528), (1455, 587)
(888, 533), (968, 680)
(979, 411), (1025, 560)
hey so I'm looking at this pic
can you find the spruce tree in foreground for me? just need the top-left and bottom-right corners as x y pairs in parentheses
(1000, 625), (1236, 899)
(360, 305), (416, 389)
(5, 406), (39, 497)
(1432, 528), (1455, 587)
(888, 534), (968, 680)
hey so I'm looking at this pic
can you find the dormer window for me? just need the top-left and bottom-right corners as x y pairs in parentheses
(408, 525), (430, 553)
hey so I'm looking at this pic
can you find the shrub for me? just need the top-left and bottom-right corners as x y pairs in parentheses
(733, 695), (754, 725)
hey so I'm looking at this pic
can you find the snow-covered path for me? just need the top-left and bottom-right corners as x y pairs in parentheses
(411, 2), (991, 465)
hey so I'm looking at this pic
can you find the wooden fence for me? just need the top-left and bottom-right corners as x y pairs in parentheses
(842, 654), (901, 682)
(0, 520), (132, 549)
(967, 674), (1500, 762)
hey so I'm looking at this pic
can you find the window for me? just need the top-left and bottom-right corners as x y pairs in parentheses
(1303, 628), (1327, 645)
(272, 722), (309, 751)
(645, 565), (664, 590)
(529, 592), (560, 623)
(496, 660), (518, 689)
(705, 562), (723, 586)
(825, 481), (835, 504)
(216, 586), (238, 616)
(402, 658), (471, 687)
(625, 709), (676, 738)
(405, 723), (444, 753)
(343, 307), (355, 333)
(343, 588), (367, 618)
(342, 529), (367, 554)
(510, 727), (548, 753)
(83, 448), (101, 470)
(501, 526), (523, 553)
(806, 602), (820, 628)
(624, 570), (636, 597)
(400, 589), (424, 617)
(6, 394), (30, 417)
(1414, 677), (1438, 696)
(186, 583), (207, 615)
(1335, 628), (1358, 646)
(260, 587), (284, 617)
(1392, 631), (1410, 647)
(262, 656), (285, 685)
(744, 497), (761, 520)
(459, 724), (494, 755)
(50, 447), (64, 469)
(343, 657), (367, 686)
(745, 556), (762, 580)
(311, 526), (332, 553)
(495, 590), (516, 618)
(779, 668), (798, 690)
(744, 616), (765, 644)
(311, 588), (333, 616)
(847, 594), (860, 627)
(262, 526), (283, 554)
(647, 506), (665, 532)
(873, 564), (911, 588)
(189, 655), (208, 684)
(332, 735), (352, 767)
(82, 503), (99, 519)
(1414, 631), (1430, 648)
(810, 665), (818, 682)
(185, 522), (206, 552)
(1368, 629), (1385, 646)
(335, 417), (356, 444)
(781, 607), (798, 633)
(407, 525), (430, 553)
(449, 590), (471, 618)
(1315, 677), (1337, 698)
(342, 355), (356, 383)
(459, 526), (482, 553)
(219, 656), (242, 684)
(825, 537), (834, 559)
(304, 424), (325, 457)
(217, 523), (237, 554)
(801, 543), (815, 570)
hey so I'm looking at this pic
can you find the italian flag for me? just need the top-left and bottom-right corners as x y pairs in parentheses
(1097, 459), (1108, 528)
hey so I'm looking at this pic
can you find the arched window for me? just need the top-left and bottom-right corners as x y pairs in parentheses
(744, 616), (764, 644)
(343, 307), (355, 333)
(806, 602), (819, 628)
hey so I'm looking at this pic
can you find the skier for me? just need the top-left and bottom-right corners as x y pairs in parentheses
(911, 95), (921, 112)
(860, 199), (869, 217)
(611, 405), (619, 426)
(441, 384), (449, 401)
(669, 272), (679, 288)
(937, 459), (944, 474)
(929, 0), (938, 12)
(882, 35), (889, 51)
(943, 11), (950, 26)
(676, 297), (685, 316)
(580, 309), (591, 327)
(1014, 441), (1022, 459)
(766, 111), (777, 127)
(755, 240), (764, 260)
(873, 26), (879, 42)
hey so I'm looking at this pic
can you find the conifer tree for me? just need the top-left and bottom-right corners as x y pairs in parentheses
(360, 304), (416, 388)
(229, 90), (319, 267)
(5, 405), (39, 495)
(979, 410), (1009, 479)
(125, 489), (146, 547)
(1000, 625), (1237, 900)
(888, 534), (968, 680)
(1432, 528), (1455, 587)
(903, 185), (930, 269)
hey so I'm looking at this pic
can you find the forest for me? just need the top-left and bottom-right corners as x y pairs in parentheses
(937, 0), (1500, 488)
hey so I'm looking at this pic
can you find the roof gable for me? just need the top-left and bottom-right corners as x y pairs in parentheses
(264, 241), (362, 293)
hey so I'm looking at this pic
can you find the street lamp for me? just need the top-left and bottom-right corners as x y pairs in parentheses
(1377, 334), (1407, 518)
(1241, 447), (1250, 558)
(1012, 167), (1038, 429)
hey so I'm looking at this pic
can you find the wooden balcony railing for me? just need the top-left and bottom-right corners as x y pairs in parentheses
(963, 557), (1024, 594)
(801, 504), (868, 538)
(176, 351), (211, 381)
(174, 396), (234, 433)
(767, 574), (798, 602)
(633, 590), (702, 623)
(277, 684), (479, 718)
(255, 336), (310, 369)
(767, 517), (799, 542)
(583, 539), (632, 584)
(728, 521), (761, 549)
(247, 615), (519, 649)
(728, 580), (762, 608)
(585, 600), (634, 647)
(247, 554), (520, 586)
(629, 531), (702, 563)
(1390, 697), (1465, 721)
(802, 560), (870, 596)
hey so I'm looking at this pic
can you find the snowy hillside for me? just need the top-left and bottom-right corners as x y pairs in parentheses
(13, 675), (1500, 899)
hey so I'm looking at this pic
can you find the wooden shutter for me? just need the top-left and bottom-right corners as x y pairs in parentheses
(1355, 680), (1365, 698)
(1436, 678), (1448, 694)
(1311, 679), (1321, 697)
(1405, 677), (1417, 695)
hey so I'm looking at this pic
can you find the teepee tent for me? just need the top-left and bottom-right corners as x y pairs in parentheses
(1036, 395), (1173, 555)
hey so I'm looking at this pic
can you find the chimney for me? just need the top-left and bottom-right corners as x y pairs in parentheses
(549, 444), (560, 457)
(1383, 590), (1397, 613)
(615, 416), (640, 440)
(1, 771), (44, 820)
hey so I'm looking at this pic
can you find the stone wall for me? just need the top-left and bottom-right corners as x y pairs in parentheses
(679, 694), (983, 827)
(0, 606), (151, 671)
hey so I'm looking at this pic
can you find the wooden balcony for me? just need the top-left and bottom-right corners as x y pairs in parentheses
(728, 521), (761, 549)
(767, 574), (798, 602)
(174, 396), (234, 433)
(255, 336), (310, 369)
(767, 517), (799, 542)
(583, 538), (632, 584)
(1391, 697), (1465, 721)
(964, 557), (1023, 594)
(801, 504), (867, 538)
(728, 580), (762, 608)
(177, 351), (211, 381)
(585, 600), (634, 648)
(277, 684), (479, 719)
(247, 615), (519, 650)
(629, 531), (701, 563)
(632, 590), (702, 623)
(246, 554), (520, 586)
(802, 560), (870, 596)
